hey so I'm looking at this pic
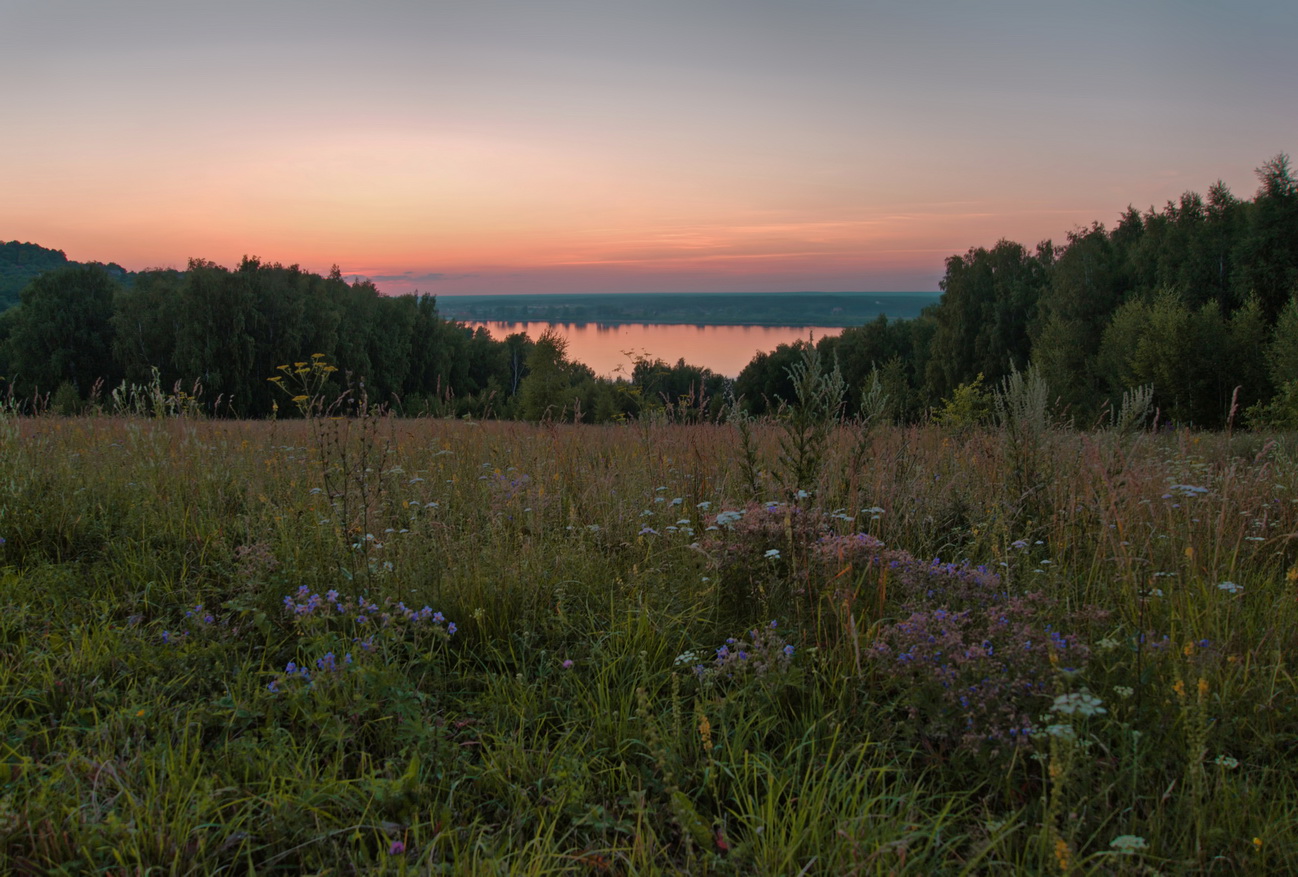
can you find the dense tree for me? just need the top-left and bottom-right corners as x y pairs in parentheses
(4, 265), (121, 397)
(734, 339), (813, 416)
(1096, 291), (1231, 425)
(819, 313), (930, 416)
(173, 260), (257, 413)
(112, 269), (185, 386)
(1268, 296), (1298, 388)
(517, 330), (585, 421)
(630, 356), (727, 420)
(924, 240), (1048, 400)
(1233, 154), (1298, 322)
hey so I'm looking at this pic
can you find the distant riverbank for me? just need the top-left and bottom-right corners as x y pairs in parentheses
(438, 291), (940, 328)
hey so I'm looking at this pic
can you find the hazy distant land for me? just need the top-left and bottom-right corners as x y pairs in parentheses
(435, 291), (941, 327)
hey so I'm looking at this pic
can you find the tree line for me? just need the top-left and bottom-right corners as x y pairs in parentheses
(736, 154), (1298, 429)
(2, 154), (1296, 428)
(0, 254), (730, 421)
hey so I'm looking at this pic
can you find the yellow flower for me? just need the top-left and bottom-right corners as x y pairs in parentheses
(1253, 837), (1263, 850)
(698, 714), (713, 752)
(1173, 679), (1186, 699)
(135, 709), (145, 717)
(1054, 837), (1072, 872)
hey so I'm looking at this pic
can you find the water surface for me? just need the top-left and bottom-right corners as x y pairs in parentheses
(464, 321), (842, 379)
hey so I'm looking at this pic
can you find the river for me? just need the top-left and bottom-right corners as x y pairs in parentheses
(462, 321), (844, 379)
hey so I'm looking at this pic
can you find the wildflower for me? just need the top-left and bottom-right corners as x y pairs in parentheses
(447, 623), (457, 634)
(1109, 835), (1148, 853)
(1173, 679), (1186, 698)
(561, 659), (574, 670)
(389, 840), (406, 855)
(1214, 754), (1239, 769)
(1050, 691), (1106, 717)
(764, 548), (781, 559)
(1254, 837), (1263, 850)
(1054, 837), (1072, 872)
(1218, 581), (1243, 594)
(783, 644), (795, 657)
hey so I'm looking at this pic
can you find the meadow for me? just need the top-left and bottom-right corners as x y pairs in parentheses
(0, 405), (1296, 874)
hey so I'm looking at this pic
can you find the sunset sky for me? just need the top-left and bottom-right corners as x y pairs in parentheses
(3, 1), (1295, 295)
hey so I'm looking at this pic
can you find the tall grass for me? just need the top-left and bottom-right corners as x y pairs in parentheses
(0, 411), (1295, 873)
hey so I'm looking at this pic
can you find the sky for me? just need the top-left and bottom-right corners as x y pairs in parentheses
(2, 0), (1295, 296)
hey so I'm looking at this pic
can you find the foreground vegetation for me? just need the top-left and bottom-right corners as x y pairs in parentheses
(1, 401), (1296, 874)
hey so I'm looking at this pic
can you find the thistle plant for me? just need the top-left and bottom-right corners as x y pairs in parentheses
(775, 341), (846, 497)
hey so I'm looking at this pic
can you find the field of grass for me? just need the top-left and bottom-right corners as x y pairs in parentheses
(1, 412), (1296, 874)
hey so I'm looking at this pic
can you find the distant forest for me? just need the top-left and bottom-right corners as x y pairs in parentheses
(435, 292), (939, 327)
(2, 154), (1296, 428)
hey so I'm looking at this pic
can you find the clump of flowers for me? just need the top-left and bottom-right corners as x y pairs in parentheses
(702, 502), (877, 612)
(690, 620), (796, 683)
(703, 502), (1013, 617)
(869, 595), (1091, 753)
(161, 602), (228, 644)
(268, 585), (455, 692)
(281, 585), (455, 633)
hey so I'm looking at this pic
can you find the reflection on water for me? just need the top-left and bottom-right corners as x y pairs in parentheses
(464, 321), (841, 379)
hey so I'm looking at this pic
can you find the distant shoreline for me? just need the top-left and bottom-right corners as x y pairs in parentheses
(437, 291), (942, 329)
